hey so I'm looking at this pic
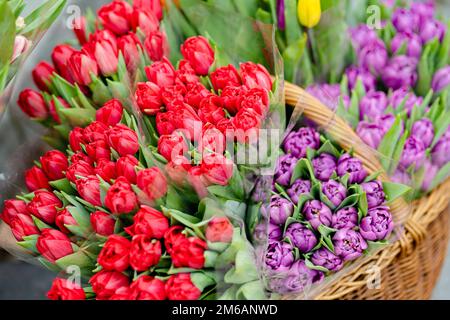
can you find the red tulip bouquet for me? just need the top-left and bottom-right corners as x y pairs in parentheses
(247, 118), (411, 298)
(1, 0), (286, 300)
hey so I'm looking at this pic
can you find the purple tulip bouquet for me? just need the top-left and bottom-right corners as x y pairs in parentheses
(248, 124), (410, 296)
(306, 0), (450, 198)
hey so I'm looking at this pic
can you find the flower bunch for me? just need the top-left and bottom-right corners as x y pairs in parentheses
(250, 125), (408, 295)
(305, 1), (450, 197)
(1, 106), (263, 300)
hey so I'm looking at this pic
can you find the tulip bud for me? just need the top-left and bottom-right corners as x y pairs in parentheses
(116, 155), (138, 183)
(32, 61), (55, 92)
(287, 179), (311, 205)
(285, 222), (318, 253)
(66, 160), (94, 183)
(431, 127), (450, 167)
(165, 156), (192, 185)
(297, 0), (321, 28)
(312, 153), (337, 182)
(51, 44), (77, 82)
(145, 57), (176, 87)
(360, 206), (394, 241)
(136, 167), (168, 201)
(95, 159), (116, 182)
(17, 89), (48, 120)
(107, 124), (140, 157)
(134, 0), (163, 20)
(170, 235), (207, 269)
(240, 61), (273, 91)
(210, 65), (241, 91)
(332, 207), (359, 230)
(86, 140), (112, 162)
(72, 16), (88, 45)
(105, 177), (138, 214)
(381, 55), (418, 90)
(274, 154), (297, 186)
(432, 66), (450, 93)
(117, 33), (142, 72)
(303, 200), (333, 229)
(94, 40), (119, 76)
(337, 154), (368, 184)
(9, 213), (40, 241)
(98, 0), (133, 35)
(205, 217), (233, 243)
(135, 82), (163, 115)
(283, 127), (320, 159)
(83, 121), (108, 143)
(311, 248), (343, 272)
(181, 36), (215, 76)
(69, 127), (85, 152)
(89, 29), (118, 49)
(96, 99), (124, 127)
(49, 97), (70, 124)
(200, 152), (233, 186)
(90, 211), (116, 236)
(411, 118), (435, 148)
(399, 136), (426, 170)
(47, 278), (86, 300)
(144, 31), (169, 62)
(98, 235), (131, 272)
(125, 205), (169, 239)
(322, 180), (347, 207)
(55, 209), (77, 234)
(157, 134), (188, 162)
(262, 195), (294, 226)
(37, 229), (74, 263)
(356, 121), (385, 149)
(40, 150), (69, 181)
(67, 51), (99, 86)
(89, 270), (129, 300)
(27, 190), (62, 224)
(25, 166), (51, 192)
(333, 229), (368, 261)
(361, 181), (386, 208)
(76, 176), (102, 207)
(266, 241), (295, 271)
(130, 276), (166, 300)
(11, 35), (31, 62)
(1, 199), (28, 225)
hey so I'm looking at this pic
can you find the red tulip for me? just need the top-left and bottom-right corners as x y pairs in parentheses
(32, 61), (55, 92)
(27, 190), (62, 224)
(83, 121), (108, 143)
(55, 209), (77, 234)
(131, 9), (159, 37)
(133, 0), (163, 20)
(90, 211), (116, 236)
(98, 235), (131, 272)
(181, 36), (215, 76)
(125, 205), (169, 239)
(165, 156), (192, 185)
(165, 273), (201, 300)
(25, 166), (51, 192)
(240, 62), (272, 91)
(69, 127), (85, 152)
(95, 159), (117, 182)
(104, 177), (138, 214)
(129, 276), (166, 300)
(135, 82), (163, 115)
(198, 95), (226, 125)
(94, 40), (119, 76)
(47, 278), (86, 300)
(206, 217), (233, 243)
(157, 134), (188, 162)
(37, 229), (73, 262)
(40, 150), (69, 181)
(116, 155), (139, 184)
(1, 199), (28, 225)
(155, 111), (177, 135)
(210, 64), (241, 91)
(220, 86), (247, 115)
(48, 97), (70, 124)
(66, 160), (94, 183)
(136, 167), (168, 201)
(107, 124), (140, 157)
(89, 29), (118, 49)
(144, 31), (169, 61)
(17, 89), (48, 120)
(184, 82), (211, 108)
(86, 140), (112, 162)
(145, 57), (176, 87)
(89, 270), (129, 300)
(200, 152), (233, 186)
(75, 176), (102, 207)
(9, 213), (40, 241)
(51, 44), (77, 82)
(72, 16), (88, 45)
(96, 99), (124, 127)
(67, 51), (99, 86)
(129, 235), (162, 271)
(98, 0), (133, 36)
(117, 33), (142, 72)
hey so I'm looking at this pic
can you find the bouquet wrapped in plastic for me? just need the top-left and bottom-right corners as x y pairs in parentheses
(1, 0), (285, 300)
(248, 103), (411, 298)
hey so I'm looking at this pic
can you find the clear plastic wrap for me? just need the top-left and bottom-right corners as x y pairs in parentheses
(0, 0), (285, 300)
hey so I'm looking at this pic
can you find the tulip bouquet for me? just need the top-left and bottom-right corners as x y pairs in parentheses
(1, 0), (286, 300)
(305, 0), (450, 198)
(0, 0), (66, 109)
(248, 124), (409, 297)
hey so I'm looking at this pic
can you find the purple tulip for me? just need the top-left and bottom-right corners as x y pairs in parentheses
(265, 241), (295, 271)
(337, 154), (368, 184)
(312, 153), (337, 181)
(311, 248), (344, 272)
(302, 200), (333, 229)
(356, 121), (385, 149)
(392, 8), (420, 33)
(252, 176), (272, 203)
(268, 223), (283, 241)
(285, 223), (318, 253)
(431, 127), (450, 167)
(332, 207), (359, 230)
(419, 19), (446, 44)
(349, 25), (379, 51)
(333, 229), (368, 261)
(362, 180), (386, 208)
(411, 118), (435, 148)
(391, 169), (412, 185)
(391, 31), (422, 59)
(432, 66), (450, 93)
(389, 87), (423, 114)
(345, 65), (377, 92)
(378, 113), (397, 134)
(421, 160), (439, 191)
(322, 180), (347, 207)
(399, 136), (426, 170)
(382, 55), (418, 90)
(275, 154), (298, 186)
(283, 127), (321, 159)
(276, 0), (286, 30)
(269, 260), (324, 294)
(359, 91), (388, 121)
(263, 195), (294, 225)
(306, 83), (347, 111)
(360, 206), (394, 241)
(287, 179), (311, 205)
(358, 39), (388, 75)
(411, 1), (435, 23)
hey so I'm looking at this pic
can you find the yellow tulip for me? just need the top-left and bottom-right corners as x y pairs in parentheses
(297, 0), (322, 28)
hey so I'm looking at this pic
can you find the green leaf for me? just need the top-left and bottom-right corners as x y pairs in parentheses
(305, 258), (329, 273)
(290, 158), (315, 184)
(190, 272), (216, 291)
(55, 250), (94, 277)
(22, 0), (66, 36)
(377, 116), (403, 170)
(31, 215), (52, 231)
(382, 181), (412, 203)
(0, 1), (16, 67)
(318, 224), (337, 237)
(50, 178), (75, 194)
(336, 194), (359, 211)
(416, 45), (432, 96)
(51, 73), (78, 102)
(17, 235), (39, 254)
(207, 185), (241, 201)
(235, 280), (267, 300)
(366, 240), (389, 252)
(59, 108), (96, 127)
(317, 140), (341, 158)
(429, 162), (450, 191)
(388, 130), (408, 175)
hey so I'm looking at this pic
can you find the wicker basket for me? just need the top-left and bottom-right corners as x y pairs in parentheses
(285, 82), (450, 300)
